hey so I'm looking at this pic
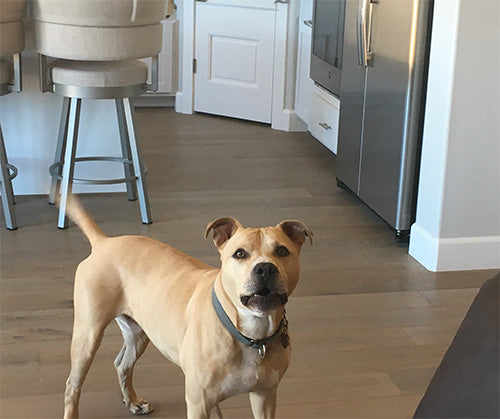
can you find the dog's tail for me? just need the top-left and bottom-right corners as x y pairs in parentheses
(64, 197), (107, 247)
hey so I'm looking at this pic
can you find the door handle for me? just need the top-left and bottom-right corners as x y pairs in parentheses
(319, 122), (332, 131)
(303, 19), (313, 28)
(357, 0), (374, 67)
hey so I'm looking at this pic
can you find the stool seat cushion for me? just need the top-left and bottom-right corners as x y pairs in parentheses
(34, 21), (162, 61)
(51, 60), (148, 88)
(0, 59), (13, 85)
(33, 0), (166, 27)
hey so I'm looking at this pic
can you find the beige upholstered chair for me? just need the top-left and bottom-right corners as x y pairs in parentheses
(33, 0), (168, 228)
(0, 0), (25, 230)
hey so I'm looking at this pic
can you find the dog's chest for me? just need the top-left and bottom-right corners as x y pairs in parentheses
(220, 349), (279, 397)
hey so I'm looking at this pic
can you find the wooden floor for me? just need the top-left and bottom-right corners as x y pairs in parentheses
(0, 109), (496, 418)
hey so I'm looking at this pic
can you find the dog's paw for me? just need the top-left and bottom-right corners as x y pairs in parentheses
(127, 399), (154, 415)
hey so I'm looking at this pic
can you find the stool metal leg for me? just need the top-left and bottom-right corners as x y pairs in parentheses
(0, 126), (16, 206)
(115, 99), (137, 201)
(58, 98), (82, 229)
(0, 125), (17, 230)
(122, 98), (152, 224)
(49, 97), (71, 205)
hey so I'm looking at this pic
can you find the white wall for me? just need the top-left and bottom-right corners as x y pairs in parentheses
(409, 0), (500, 271)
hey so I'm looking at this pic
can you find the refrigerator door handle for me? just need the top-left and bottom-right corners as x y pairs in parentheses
(357, 0), (373, 67)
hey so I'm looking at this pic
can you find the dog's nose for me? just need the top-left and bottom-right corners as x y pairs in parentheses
(253, 262), (278, 281)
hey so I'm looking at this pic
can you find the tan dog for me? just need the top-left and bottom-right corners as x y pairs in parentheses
(63, 200), (312, 419)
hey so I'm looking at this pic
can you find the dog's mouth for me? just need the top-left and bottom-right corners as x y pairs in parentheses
(240, 288), (288, 313)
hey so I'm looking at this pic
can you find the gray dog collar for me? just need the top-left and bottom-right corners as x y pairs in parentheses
(211, 287), (288, 358)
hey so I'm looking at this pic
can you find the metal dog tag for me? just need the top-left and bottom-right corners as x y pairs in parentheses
(258, 344), (267, 358)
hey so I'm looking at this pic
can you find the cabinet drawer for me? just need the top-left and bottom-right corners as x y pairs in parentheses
(308, 85), (340, 154)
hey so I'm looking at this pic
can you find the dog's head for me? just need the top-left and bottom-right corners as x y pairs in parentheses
(206, 218), (312, 316)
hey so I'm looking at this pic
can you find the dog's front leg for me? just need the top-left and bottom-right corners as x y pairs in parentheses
(185, 382), (215, 419)
(249, 388), (277, 419)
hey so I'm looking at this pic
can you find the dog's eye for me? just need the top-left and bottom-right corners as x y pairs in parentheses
(275, 245), (290, 257)
(233, 249), (248, 259)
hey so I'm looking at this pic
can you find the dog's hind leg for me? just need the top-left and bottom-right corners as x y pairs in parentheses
(114, 315), (153, 415)
(64, 260), (122, 419)
(64, 315), (106, 419)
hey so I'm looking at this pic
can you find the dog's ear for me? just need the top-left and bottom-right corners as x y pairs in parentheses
(277, 220), (313, 247)
(205, 217), (242, 248)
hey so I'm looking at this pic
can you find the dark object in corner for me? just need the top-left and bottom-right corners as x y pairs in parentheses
(414, 272), (500, 418)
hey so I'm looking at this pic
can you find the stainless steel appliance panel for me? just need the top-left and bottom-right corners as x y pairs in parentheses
(358, 0), (416, 228)
(336, 0), (433, 237)
(310, 0), (346, 97)
(336, 0), (366, 191)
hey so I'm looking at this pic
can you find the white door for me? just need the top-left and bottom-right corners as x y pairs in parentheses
(194, 0), (276, 123)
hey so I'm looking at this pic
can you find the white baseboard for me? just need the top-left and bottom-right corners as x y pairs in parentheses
(172, 96), (307, 132)
(409, 223), (500, 272)
(174, 92), (194, 114)
(271, 109), (307, 132)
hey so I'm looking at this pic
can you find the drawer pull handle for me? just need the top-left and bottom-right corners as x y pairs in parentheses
(319, 122), (332, 130)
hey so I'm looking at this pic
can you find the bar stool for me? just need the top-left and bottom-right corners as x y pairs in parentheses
(33, 0), (167, 228)
(0, 0), (25, 230)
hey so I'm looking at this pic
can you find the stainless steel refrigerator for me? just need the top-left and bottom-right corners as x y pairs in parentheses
(336, 0), (433, 240)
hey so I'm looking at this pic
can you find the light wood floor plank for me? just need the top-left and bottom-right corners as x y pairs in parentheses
(1, 109), (496, 418)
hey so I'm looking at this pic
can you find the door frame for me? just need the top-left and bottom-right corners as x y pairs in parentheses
(175, 0), (305, 131)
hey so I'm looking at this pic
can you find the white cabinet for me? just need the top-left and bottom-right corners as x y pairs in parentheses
(294, 0), (314, 124)
(295, 0), (340, 154)
(308, 84), (340, 154)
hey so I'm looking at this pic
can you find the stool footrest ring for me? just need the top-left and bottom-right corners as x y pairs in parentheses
(49, 156), (148, 185)
(6, 163), (18, 181)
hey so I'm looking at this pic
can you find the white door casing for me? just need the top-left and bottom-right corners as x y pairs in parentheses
(176, 0), (304, 131)
(294, 0), (314, 125)
(193, 0), (276, 123)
